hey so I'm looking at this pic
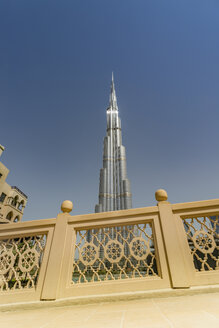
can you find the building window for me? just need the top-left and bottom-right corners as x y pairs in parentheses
(18, 200), (24, 211)
(0, 193), (6, 203)
(0, 173), (2, 178)
(6, 211), (13, 221)
(14, 216), (20, 223)
(11, 195), (19, 207)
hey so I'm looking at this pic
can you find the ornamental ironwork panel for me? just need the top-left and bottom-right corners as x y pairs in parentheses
(71, 223), (158, 284)
(182, 215), (219, 271)
(0, 235), (46, 291)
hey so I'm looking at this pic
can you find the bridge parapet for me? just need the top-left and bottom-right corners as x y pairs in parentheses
(0, 190), (219, 304)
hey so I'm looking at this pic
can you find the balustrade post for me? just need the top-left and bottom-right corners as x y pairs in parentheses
(156, 189), (190, 288)
(41, 200), (73, 300)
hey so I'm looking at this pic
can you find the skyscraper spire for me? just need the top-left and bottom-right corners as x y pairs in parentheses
(95, 75), (132, 213)
(109, 72), (118, 110)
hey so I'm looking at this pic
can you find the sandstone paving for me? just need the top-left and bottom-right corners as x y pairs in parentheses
(0, 292), (219, 328)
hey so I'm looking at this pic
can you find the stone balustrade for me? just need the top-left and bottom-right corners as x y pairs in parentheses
(0, 189), (219, 304)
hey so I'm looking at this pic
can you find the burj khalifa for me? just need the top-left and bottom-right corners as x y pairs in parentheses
(95, 74), (132, 213)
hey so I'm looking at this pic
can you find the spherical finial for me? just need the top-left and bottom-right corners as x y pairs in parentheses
(155, 189), (168, 202)
(61, 200), (73, 213)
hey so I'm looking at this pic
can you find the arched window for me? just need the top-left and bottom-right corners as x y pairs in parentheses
(6, 211), (13, 221)
(12, 195), (19, 207)
(14, 216), (20, 223)
(18, 200), (24, 211)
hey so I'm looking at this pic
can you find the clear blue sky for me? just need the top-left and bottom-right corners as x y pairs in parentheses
(1, 0), (219, 221)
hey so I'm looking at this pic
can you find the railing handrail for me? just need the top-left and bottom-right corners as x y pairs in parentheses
(0, 217), (56, 231)
(67, 205), (159, 224)
(1, 198), (219, 232)
(172, 198), (219, 213)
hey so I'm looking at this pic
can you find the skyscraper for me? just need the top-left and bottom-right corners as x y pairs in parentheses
(95, 74), (132, 213)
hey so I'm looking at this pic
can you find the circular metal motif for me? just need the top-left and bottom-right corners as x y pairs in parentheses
(18, 249), (39, 273)
(193, 230), (216, 254)
(129, 237), (149, 260)
(79, 243), (98, 265)
(0, 250), (15, 274)
(105, 241), (124, 263)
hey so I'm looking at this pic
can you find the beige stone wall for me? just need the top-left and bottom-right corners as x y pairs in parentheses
(0, 146), (27, 224)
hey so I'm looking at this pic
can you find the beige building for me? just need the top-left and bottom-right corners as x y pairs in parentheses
(0, 144), (27, 224)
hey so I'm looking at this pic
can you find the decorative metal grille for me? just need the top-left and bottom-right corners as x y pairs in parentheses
(0, 234), (47, 291)
(182, 215), (219, 271)
(71, 222), (158, 284)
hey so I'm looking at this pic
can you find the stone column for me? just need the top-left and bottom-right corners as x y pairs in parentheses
(156, 189), (190, 288)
